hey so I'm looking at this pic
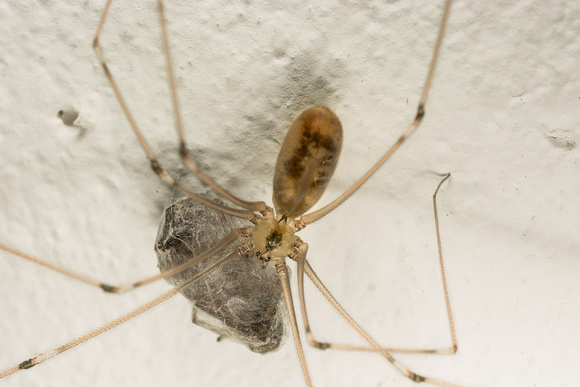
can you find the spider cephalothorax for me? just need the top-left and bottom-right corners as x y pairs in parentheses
(252, 212), (298, 261)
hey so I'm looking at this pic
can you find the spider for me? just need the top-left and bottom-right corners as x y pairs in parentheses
(0, 1), (475, 386)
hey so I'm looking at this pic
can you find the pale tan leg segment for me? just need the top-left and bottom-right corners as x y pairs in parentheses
(0, 248), (244, 380)
(298, 258), (461, 386)
(299, 0), (453, 227)
(156, 1), (267, 213)
(93, 0), (258, 221)
(273, 256), (313, 387)
(432, 173), (457, 352)
(300, 174), (457, 355)
(0, 227), (248, 294)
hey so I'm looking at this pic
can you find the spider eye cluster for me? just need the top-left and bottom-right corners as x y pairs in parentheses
(265, 230), (284, 252)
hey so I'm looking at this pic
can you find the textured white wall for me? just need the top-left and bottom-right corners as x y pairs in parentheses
(0, 1), (579, 386)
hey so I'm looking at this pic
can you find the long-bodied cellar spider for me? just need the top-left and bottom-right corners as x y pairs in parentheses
(1, 1), (579, 386)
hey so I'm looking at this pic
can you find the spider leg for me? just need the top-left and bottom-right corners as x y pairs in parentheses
(0, 228), (247, 294)
(0, 249), (241, 380)
(156, 1), (267, 213)
(299, 174), (457, 355)
(93, 0), (259, 221)
(297, 256), (461, 386)
(299, 0), (453, 227)
(273, 253), (313, 387)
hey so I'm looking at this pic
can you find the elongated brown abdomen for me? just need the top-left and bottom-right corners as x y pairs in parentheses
(273, 107), (342, 218)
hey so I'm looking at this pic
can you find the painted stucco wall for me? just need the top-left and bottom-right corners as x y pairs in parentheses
(0, 1), (578, 386)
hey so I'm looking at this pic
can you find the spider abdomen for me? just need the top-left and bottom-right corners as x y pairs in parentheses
(273, 107), (343, 218)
